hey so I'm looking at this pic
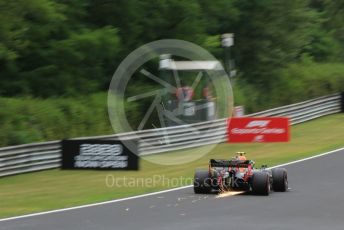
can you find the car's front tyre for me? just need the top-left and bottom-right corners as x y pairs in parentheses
(272, 168), (288, 192)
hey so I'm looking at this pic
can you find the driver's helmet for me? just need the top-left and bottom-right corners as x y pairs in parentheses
(235, 151), (247, 161)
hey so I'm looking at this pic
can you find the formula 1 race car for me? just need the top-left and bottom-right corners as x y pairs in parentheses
(194, 153), (288, 195)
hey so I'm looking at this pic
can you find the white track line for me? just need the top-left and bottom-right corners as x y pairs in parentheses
(268, 146), (344, 169)
(0, 186), (192, 222)
(1, 146), (343, 222)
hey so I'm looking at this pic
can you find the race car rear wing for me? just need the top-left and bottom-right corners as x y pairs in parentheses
(209, 159), (251, 168)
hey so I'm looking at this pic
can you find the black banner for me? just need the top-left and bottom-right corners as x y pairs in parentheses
(61, 139), (139, 170)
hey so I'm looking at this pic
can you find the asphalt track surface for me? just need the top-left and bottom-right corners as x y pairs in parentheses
(1, 148), (344, 230)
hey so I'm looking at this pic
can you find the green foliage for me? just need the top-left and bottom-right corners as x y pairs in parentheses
(1, 60), (343, 147)
(0, 0), (344, 146)
(303, 27), (340, 62)
(48, 26), (121, 96)
(234, 62), (344, 113)
(198, 0), (239, 35)
(323, 0), (344, 60)
(0, 93), (112, 146)
(233, 0), (318, 85)
(87, 0), (207, 50)
(1, 0), (344, 97)
(0, 0), (66, 96)
(0, 0), (121, 97)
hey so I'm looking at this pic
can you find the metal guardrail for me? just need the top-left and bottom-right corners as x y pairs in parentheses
(0, 141), (61, 177)
(0, 93), (342, 177)
(138, 93), (342, 155)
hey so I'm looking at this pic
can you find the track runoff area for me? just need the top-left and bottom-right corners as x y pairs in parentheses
(1, 146), (344, 230)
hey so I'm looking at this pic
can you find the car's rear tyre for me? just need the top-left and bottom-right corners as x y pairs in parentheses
(272, 168), (288, 192)
(252, 172), (270, 196)
(194, 169), (212, 194)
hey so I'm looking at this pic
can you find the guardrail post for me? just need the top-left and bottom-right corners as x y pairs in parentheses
(342, 92), (344, 112)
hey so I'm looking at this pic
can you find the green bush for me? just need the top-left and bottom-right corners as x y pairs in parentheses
(0, 93), (113, 146)
(234, 62), (344, 113)
(0, 62), (343, 147)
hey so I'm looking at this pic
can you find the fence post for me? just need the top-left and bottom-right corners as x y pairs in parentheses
(342, 92), (344, 112)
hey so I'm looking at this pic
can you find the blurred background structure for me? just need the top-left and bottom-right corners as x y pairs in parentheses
(0, 0), (344, 146)
(159, 54), (221, 126)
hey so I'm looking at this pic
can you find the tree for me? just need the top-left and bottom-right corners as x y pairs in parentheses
(88, 0), (207, 54)
(198, 0), (240, 35)
(25, 26), (121, 97)
(323, 0), (344, 60)
(232, 0), (318, 85)
(0, 0), (66, 96)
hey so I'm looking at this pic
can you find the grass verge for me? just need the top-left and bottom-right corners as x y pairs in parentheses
(0, 114), (344, 218)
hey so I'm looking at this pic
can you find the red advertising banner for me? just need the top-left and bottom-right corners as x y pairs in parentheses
(227, 117), (290, 143)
